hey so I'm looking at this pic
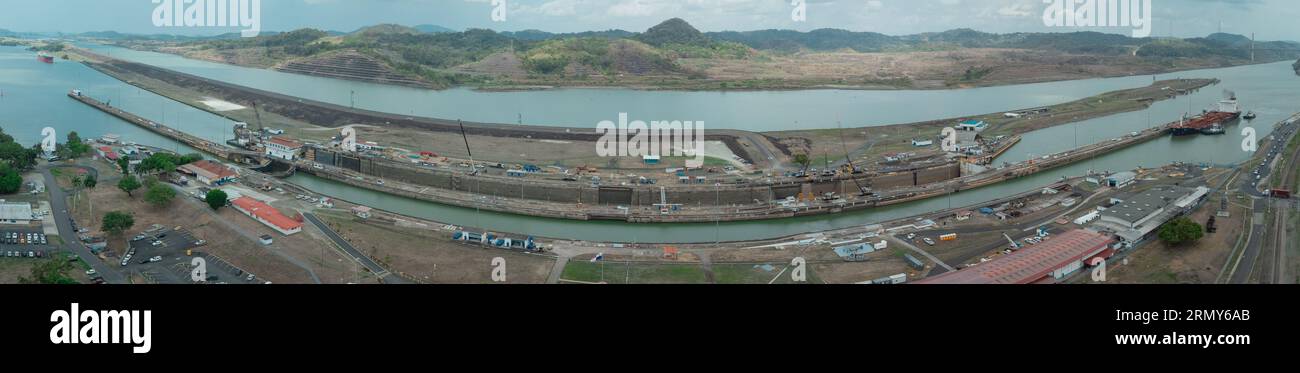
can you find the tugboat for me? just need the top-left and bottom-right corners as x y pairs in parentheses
(1243, 111), (1257, 120)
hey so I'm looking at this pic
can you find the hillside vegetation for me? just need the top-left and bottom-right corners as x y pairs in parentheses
(104, 19), (1300, 90)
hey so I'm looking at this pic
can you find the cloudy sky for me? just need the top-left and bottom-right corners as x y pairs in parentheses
(4, 0), (1299, 41)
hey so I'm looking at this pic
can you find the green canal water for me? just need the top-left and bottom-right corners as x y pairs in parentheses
(3, 44), (1297, 243)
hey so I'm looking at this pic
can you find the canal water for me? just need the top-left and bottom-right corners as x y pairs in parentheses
(4, 44), (1298, 243)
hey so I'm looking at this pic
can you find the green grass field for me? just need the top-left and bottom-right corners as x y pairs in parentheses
(561, 261), (705, 284)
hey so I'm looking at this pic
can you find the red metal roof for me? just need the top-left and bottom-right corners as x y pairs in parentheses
(181, 160), (238, 180)
(915, 230), (1115, 285)
(268, 137), (302, 149)
(231, 197), (302, 231)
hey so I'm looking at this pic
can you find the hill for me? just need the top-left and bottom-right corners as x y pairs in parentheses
(413, 24), (456, 34)
(117, 19), (1300, 90)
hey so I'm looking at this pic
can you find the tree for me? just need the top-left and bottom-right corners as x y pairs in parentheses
(144, 184), (176, 207)
(793, 153), (811, 171)
(1158, 217), (1204, 246)
(0, 164), (21, 194)
(117, 157), (131, 174)
(82, 173), (97, 188)
(205, 189), (229, 210)
(117, 175), (142, 197)
(102, 211), (135, 236)
(59, 131), (90, 159)
(18, 259), (78, 284)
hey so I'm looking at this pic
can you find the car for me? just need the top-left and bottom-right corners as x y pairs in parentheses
(906, 233), (917, 240)
(85, 269), (97, 276)
(148, 256), (162, 263)
(157, 233), (167, 239)
(923, 238), (936, 246)
(152, 241), (164, 247)
(246, 274), (255, 281)
(194, 240), (207, 246)
(35, 251), (43, 258)
(132, 234), (147, 241)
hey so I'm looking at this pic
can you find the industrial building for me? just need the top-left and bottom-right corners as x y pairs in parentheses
(956, 119), (988, 131)
(0, 202), (33, 224)
(915, 229), (1116, 284)
(1107, 171), (1137, 189)
(1095, 186), (1210, 248)
(178, 160), (239, 186)
(230, 197), (303, 235)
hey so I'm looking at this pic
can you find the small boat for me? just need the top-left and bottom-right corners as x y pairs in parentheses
(1243, 111), (1257, 120)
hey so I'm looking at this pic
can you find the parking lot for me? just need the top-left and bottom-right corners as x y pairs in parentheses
(120, 226), (257, 284)
(0, 227), (54, 260)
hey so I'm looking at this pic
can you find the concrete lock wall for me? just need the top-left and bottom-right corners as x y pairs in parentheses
(309, 149), (962, 207)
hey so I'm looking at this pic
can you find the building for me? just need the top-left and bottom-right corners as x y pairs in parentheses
(178, 160), (239, 186)
(911, 139), (934, 147)
(265, 137), (303, 161)
(230, 197), (303, 236)
(956, 119), (988, 131)
(0, 202), (33, 224)
(643, 154), (661, 165)
(1099, 187), (1189, 229)
(1107, 171), (1137, 189)
(1095, 186), (1209, 248)
(915, 229), (1116, 284)
(95, 146), (119, 161)
(954, 131), (983, 154)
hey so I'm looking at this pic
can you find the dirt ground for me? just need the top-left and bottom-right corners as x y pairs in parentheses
(64, 159), (365, 284)
(314, 210), (555, 283)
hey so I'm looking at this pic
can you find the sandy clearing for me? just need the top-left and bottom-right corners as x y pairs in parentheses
(199, 97), (246, 112)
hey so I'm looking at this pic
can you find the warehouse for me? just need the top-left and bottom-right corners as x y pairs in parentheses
(0, 202), (33, 224)
(1098, 187), (1190, 229)
(914, 229), (1116, 284)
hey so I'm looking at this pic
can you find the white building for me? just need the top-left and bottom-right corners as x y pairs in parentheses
(265, 137), (303, 161)
(1107, 171), (1137, 189)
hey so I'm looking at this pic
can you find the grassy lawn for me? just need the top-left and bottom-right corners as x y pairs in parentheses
(561, 261), (705, 284)
(712, 263), (820, 284)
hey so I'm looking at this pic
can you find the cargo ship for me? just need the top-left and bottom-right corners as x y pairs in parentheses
(1170, 96), (1241, 136)
(37, 52), (54, 63)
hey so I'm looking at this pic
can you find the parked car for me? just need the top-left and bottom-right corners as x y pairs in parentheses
(923, 238), (935, 246)
(85, 269), (97, 276)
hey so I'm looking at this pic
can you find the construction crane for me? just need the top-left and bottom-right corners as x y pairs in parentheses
(837, 120), (871, 196)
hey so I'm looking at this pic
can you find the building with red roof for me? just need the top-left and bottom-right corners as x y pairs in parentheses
(96, 146), (119, 161)
(915, 229), (1116, 284)
(230, 197), (302, 236)
(178, 160), (238, 186)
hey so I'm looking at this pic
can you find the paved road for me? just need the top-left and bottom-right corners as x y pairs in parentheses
(1229, 117), (1297, 283)
(39, 163), (127, 284)
(301, 212), (409, 284)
